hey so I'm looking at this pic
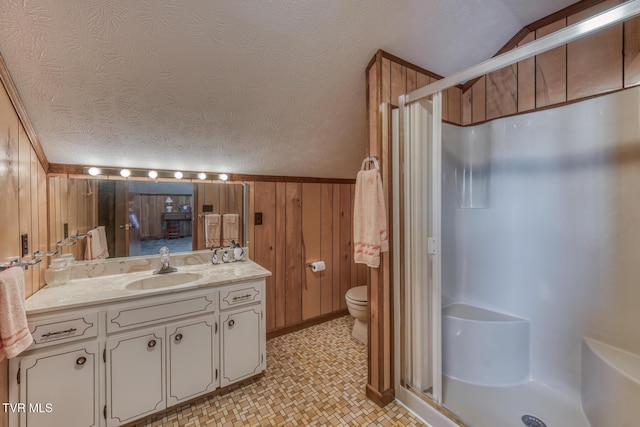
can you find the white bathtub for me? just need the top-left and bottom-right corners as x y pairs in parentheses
(442, 303), (530, 385)
(581, 337), (640, 427)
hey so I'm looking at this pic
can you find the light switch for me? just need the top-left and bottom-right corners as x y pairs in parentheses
(21, 234), (28, 257)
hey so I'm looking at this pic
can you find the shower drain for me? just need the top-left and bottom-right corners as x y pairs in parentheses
(521, 415), (547, 427)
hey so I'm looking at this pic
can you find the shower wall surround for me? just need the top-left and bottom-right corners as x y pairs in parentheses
(441, 86), (640, 396)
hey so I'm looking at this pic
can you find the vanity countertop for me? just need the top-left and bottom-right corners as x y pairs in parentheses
(25, 260), (271, 315)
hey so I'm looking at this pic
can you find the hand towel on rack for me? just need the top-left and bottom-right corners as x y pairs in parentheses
(0, 267), (33, 362)
(222, 214), (239, 247)
(85, 226), (109, 260)
(353, 168), (388, 268)
(205, 214), (221, 248)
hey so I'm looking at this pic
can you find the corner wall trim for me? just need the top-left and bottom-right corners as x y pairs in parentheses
(365, 384), (395, 407)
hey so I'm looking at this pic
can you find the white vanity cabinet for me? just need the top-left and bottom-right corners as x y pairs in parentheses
(166, 318), (218, 406)
(104, 289), (217, 426)
(10, 276), (267, 427)
(219, 281), (266, 388)
(8, 310), (101, 427)
(105, 328), (165, 426)
(12, 341), (100, 427)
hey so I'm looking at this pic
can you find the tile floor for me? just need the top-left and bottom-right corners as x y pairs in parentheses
(133, 316), (424, 426)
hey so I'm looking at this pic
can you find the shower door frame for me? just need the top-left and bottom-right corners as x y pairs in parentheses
(392, 1), (640, 424)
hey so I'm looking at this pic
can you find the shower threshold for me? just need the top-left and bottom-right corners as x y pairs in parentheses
(442, 376), (590, 427)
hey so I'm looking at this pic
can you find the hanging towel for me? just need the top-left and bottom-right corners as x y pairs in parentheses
(0, 267), (33, 362)
(205, 214), (221, 248)
(222, 214), (239, 247)
(353, 168), (388, 268)
(84, 226), (109, 260)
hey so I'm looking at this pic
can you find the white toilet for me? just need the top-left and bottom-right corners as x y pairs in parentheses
(345, 286), (368, 344)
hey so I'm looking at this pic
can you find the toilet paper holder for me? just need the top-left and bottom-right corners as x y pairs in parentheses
(306, 261), (326, 272)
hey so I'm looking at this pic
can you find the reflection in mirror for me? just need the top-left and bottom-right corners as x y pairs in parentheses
(48, 176), (246, 262)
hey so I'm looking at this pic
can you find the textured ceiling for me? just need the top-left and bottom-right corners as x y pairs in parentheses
(0, 0), (575, 179)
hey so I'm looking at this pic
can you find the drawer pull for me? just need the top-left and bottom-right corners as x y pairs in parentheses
(41, 328), (77, 338)
(76, 356), (87, 366)
(232, 294), (252, 302)
(147, 339), (157, 348)
(228, 319), (235, 328)
(175, 333), (183, 342)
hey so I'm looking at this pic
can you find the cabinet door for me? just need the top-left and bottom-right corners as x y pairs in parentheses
(106, 328), (165, 426)
(18, 342), (100, 427)
(166, 318), (218, 406)
(220, 307), (263, 387)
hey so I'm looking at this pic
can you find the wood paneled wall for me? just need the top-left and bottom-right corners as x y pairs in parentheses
(0, 57), (49, 427)
(0, 76), (48, 297)
(374, 51), (463, 124)
(463, 0), (632, 124)
(249, 181), (366, 335)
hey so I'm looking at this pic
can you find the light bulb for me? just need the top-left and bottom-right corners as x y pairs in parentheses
(120, 169), (131, 178)
(197, 173), (207, 180)
(88, 167), (100, 176)
(174, 171), (183, 179)
(219, 173), (228, 181)
(148, 170), (158, 179)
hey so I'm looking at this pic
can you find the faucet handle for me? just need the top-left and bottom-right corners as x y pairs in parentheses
(159, 246), (169, 255)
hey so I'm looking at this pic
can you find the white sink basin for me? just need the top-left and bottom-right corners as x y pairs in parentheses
(126, 272), (202, 290)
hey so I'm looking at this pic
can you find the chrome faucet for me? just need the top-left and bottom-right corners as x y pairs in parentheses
(154, 246), (177, 274)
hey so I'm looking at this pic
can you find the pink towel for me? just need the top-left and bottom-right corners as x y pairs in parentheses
(353, 168), (388, 268)
(0, 267), (33, 361)
(222, 214), (239, 247)
(205, 214), (221, 248)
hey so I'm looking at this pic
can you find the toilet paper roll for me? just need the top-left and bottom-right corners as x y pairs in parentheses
(310, 261), (326, 272)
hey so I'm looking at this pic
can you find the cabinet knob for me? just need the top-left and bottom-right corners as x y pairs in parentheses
(175, 333), (183, 342)
(147, 339), (157, 348)
(228, 319), (235, 328)
(76, 356), (87, 366)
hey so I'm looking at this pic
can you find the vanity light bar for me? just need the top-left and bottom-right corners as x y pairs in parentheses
(82, 167), (232, 182)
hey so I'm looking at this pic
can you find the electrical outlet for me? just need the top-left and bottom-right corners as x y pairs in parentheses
(255, 212), (263, 225)
(64, 223), (69, 238)
(21, 234), (28, 257)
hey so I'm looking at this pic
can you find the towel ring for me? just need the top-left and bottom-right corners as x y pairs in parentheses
(360, 156), (379, 171)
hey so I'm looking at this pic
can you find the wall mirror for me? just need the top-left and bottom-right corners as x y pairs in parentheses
(48, 176), (247, 261)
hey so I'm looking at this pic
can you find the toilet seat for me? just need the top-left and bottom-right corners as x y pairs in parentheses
(346, 286), (367, 305)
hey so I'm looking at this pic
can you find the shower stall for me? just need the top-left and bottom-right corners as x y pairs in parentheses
(393, 3), (640, 427)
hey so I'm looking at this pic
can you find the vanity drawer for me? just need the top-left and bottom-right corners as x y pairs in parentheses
(29, 313), (98, 349)
(219, 281), (263, 310)
(107, 291), (216, 334)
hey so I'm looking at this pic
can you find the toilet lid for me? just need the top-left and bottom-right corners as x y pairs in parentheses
(346, 286), (367, 303)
